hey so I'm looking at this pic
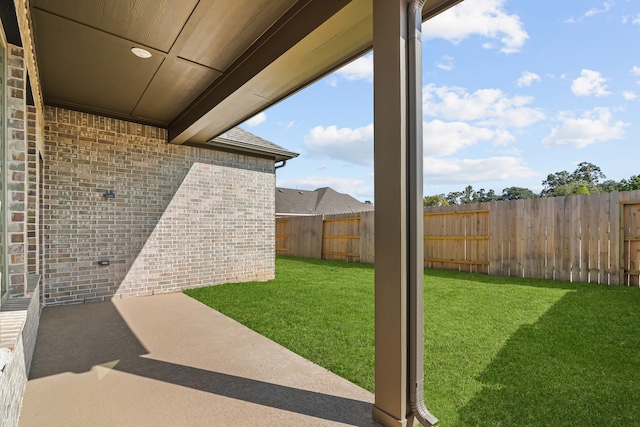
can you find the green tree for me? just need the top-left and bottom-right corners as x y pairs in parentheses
(551, 182), (597, 196)
(620, 175), (640, 191)
(541, 170), (571, 196)
(423, 195), (449, 207)
(597, 180), (622, 193)
(460, 185), (475, 205)
(542, 162), (606, 197)
(474, 188), (498, 203)
(445, 191), (463, 205)
(570, 162), (605, 185)
(500, 186), (538, 200)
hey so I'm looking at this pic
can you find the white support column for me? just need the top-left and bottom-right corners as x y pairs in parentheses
(372, 0), (411, 426)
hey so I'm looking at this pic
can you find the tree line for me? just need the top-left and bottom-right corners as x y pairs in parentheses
(425, 162), (640, 206)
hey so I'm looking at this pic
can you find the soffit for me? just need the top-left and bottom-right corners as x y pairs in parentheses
(29, 0), (463, 145)
(30, 0), (299, 126)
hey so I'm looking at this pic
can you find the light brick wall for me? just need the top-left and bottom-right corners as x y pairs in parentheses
(26, 106), (38, 275)
(6, 45), (28, 297)
(43, 106), (276, 306)
(0, 283), (40, 427)
(0, 337), (26, 427)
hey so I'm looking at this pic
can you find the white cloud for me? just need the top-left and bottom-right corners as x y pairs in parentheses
(585, 1), (614, 17)
(622, 14), (640, 24)
(623, 91), (637, 100)
(517, 71), (541, 87)
(277, 176), (373, 199)
(244, 112), (266, 127)
(277, 120), (296, 129)
(424, 0), (529, 54)
(571, 69), (612, 97)
(423, 157), (537, 184)
(542, 107), (628, 148)
(335, 54), (373, 82)
(568, 2), (615, 24)
(304, 124), (374, 166)
(436, 55), (454, 71)
(423, 84), (545, 128)
(632, 66), (640, 77)
(423, 120), (514, 157)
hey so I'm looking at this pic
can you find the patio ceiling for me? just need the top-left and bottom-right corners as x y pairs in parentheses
(30, 0), (462, 147)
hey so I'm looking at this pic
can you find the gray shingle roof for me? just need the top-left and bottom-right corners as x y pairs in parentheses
(207, 127), (299, 162)
(276, 187), (374, 215)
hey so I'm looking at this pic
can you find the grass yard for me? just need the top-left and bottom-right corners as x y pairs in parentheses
(185, 256), (640, 426)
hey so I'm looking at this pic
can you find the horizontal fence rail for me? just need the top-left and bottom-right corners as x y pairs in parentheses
(423, 205), (490, 274)
(275, 190), (640, 284)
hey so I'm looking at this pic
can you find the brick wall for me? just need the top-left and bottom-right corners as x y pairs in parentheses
(43, 106), (276, 306)
(26, 107), (38, 275)
(0, 283), (40, 427)
(6, 45), (28, 297)
(0, 336), (26, 427)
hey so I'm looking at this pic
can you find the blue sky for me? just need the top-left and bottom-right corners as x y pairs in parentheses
(240, 0), (640, 202)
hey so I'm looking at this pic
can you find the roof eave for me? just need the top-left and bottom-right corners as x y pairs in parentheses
(205, 138), (299, 162)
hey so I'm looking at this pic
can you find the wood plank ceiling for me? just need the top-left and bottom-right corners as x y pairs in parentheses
(30, 0), (463, 146)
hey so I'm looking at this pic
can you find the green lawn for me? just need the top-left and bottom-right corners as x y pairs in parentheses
(185, 256), (640, 426)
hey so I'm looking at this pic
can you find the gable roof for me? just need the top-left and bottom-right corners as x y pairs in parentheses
(207, 127), (298, 162)
(276, 187), (374, 216)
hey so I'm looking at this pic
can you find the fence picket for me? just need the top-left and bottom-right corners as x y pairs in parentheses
(544, 197), (555, 280)
(610, 193), (621, 285)
(579, 195), (589, 283)
(570, 196), (581, 281)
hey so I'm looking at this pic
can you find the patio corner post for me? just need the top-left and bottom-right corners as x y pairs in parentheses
(372, 0), (409, 425)
(373, 0), (435, 426)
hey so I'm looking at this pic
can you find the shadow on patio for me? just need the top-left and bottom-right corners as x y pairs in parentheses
(20, 293), (377, 427)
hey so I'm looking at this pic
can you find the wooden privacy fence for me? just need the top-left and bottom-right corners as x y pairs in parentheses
(487, 190), (640, 285)
(423, 205), (490, 274)
(276, 212), (375, 263)
(276, 190), (640, 285)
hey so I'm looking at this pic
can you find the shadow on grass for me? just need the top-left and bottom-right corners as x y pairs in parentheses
(457, 284), (640, 426)
(257, 256), (640, 425)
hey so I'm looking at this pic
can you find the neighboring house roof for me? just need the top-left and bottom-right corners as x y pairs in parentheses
(207, 127), (298, 162)
(276, 187), (374, 216)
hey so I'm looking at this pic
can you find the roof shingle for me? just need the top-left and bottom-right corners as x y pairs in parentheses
(207, 127), (298, 162)
(276, 187), (374, 215)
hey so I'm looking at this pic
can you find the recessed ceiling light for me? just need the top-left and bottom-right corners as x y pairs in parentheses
(131, 47), (152, 59)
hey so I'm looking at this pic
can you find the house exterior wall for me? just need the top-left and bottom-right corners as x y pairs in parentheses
(0, 283), (40, 427)
(0, 332), (26, 427)
(43, 106), (276, 306)
(26, 106), (38, 275)
(6, 45), (29, 298)
(0, 34), (44, 427)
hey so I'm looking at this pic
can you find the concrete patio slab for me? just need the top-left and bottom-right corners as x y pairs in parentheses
(19, 292), (378, 427)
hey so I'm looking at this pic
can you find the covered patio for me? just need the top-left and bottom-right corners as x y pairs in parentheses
(2, 0), (465, 426)
(20, 292), (376, 426)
